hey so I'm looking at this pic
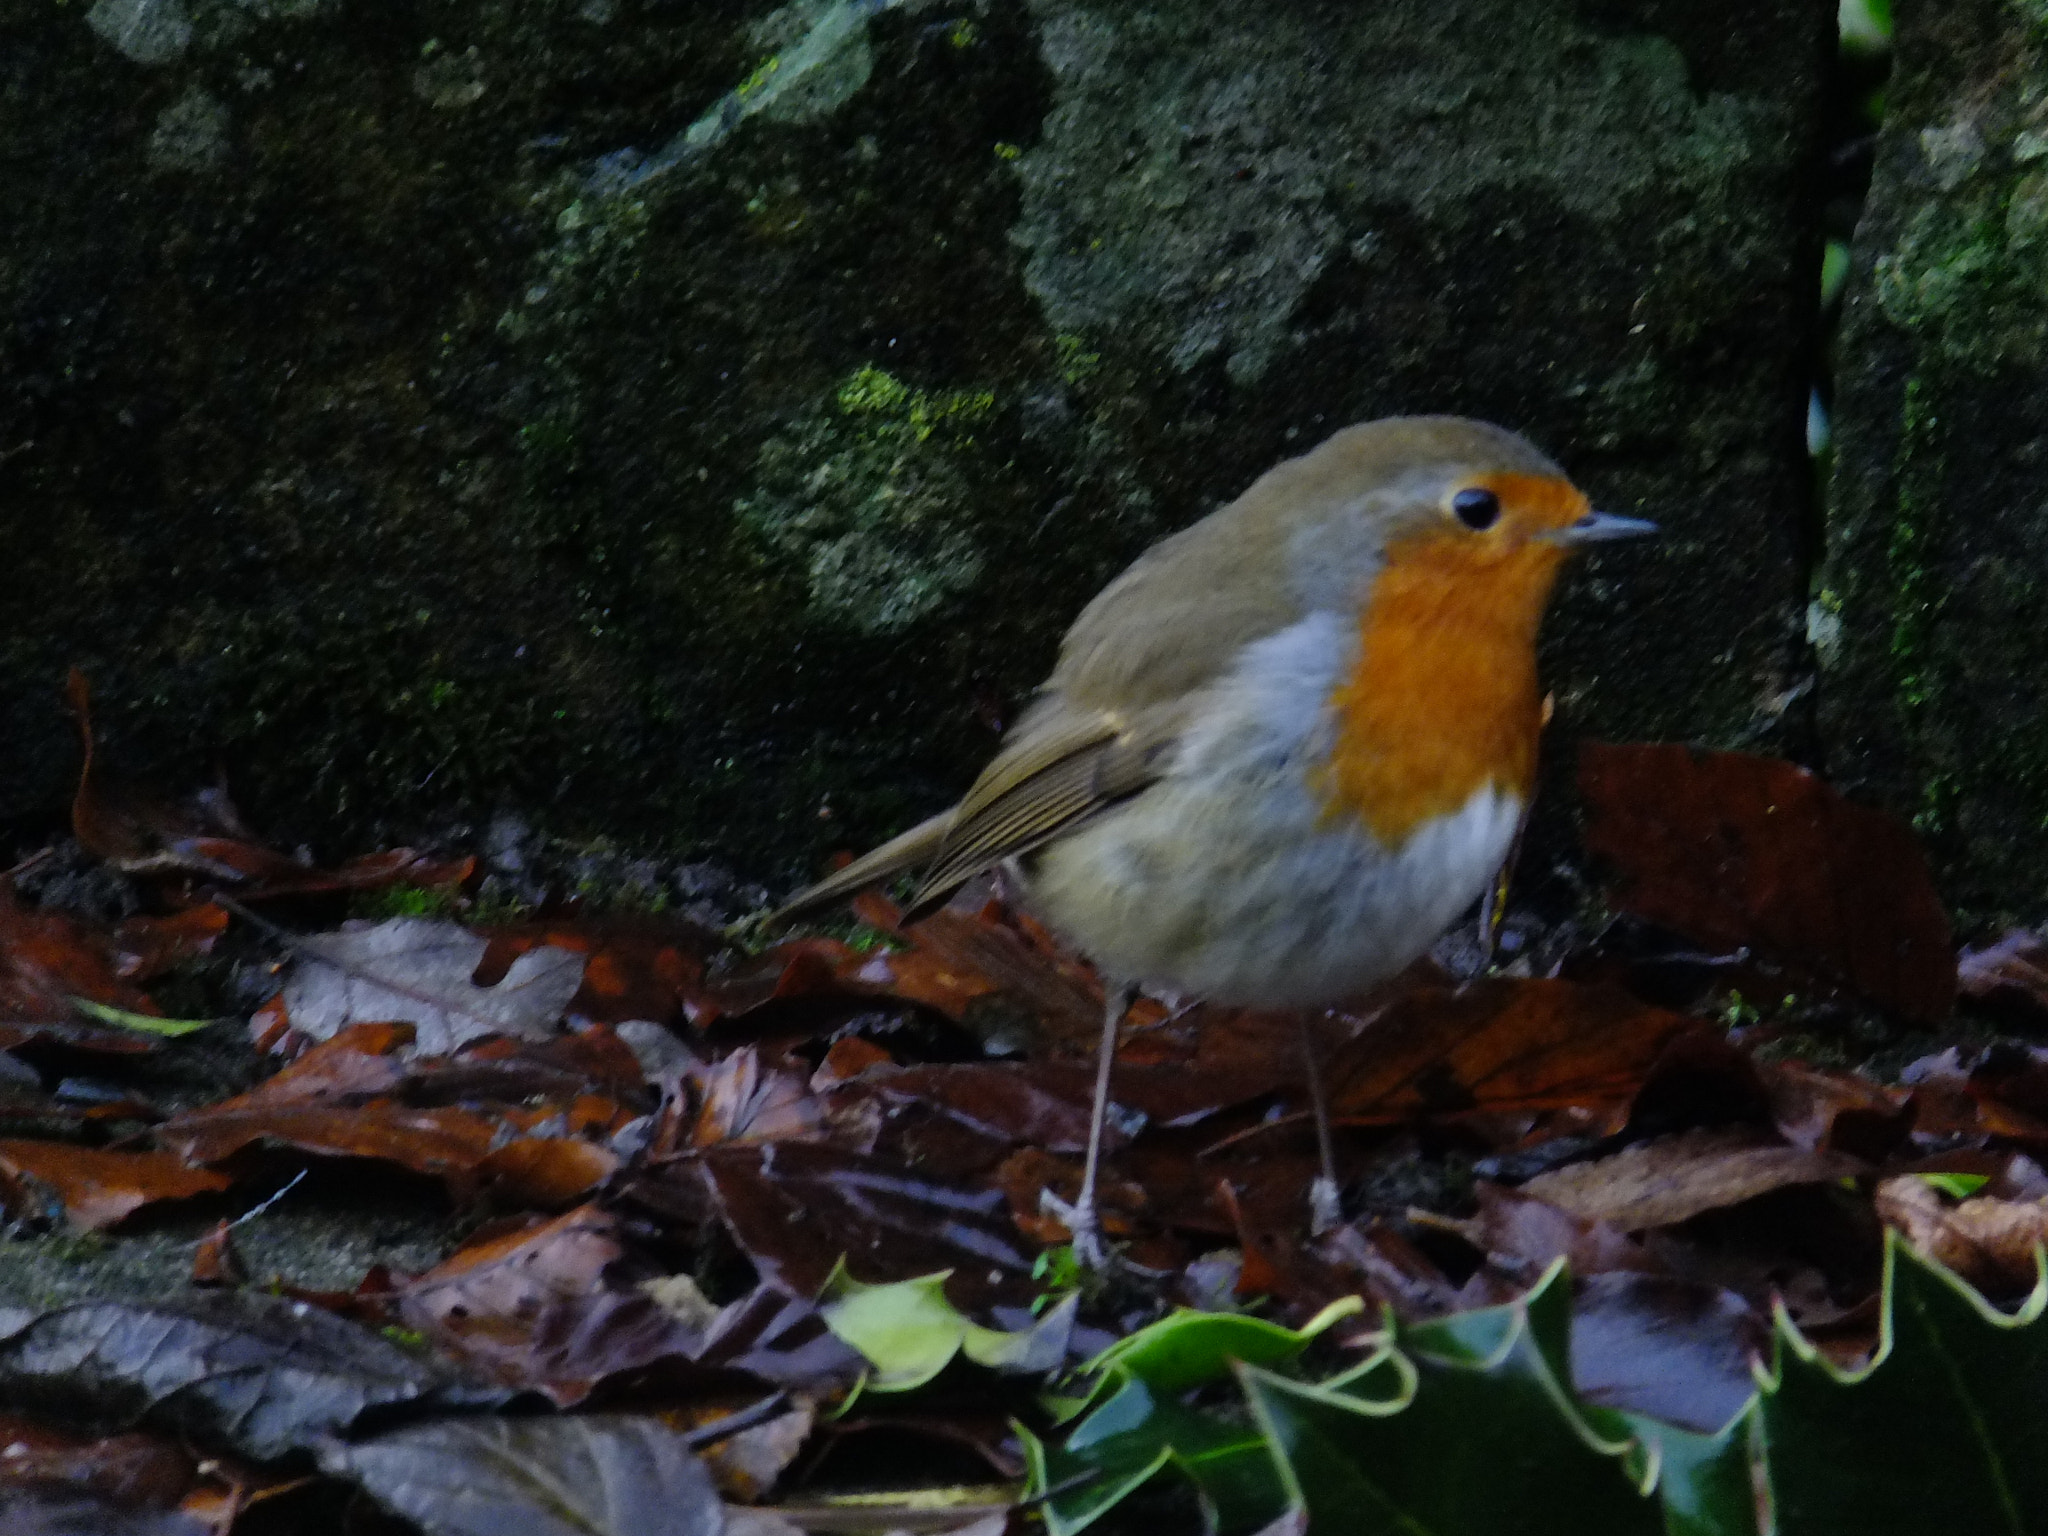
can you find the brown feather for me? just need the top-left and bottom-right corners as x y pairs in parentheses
(770, 809), (953, 923)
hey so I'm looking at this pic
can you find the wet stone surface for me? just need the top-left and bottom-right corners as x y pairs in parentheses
(1819, 0), (2048, 926)
(3, 0), (1830, 889)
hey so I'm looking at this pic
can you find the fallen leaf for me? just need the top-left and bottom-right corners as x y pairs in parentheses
(189, 1221), (245, 1286)
(0, 1412), (195, 1510)
(0, 1141), (230, 1230)
(1957, 927), (2048, 1022)
(1764, 1058), (1911, 1158)
(692, 1143), (1038, 1308)
(477, 919), (715, 1028)
(853, 894), (1102, 1042)
(400, 1205), (636, 1399)
(157, 1098), (502, 1194)
(1873, 1175), (2048, 1296)
(0, 1488), (208, 1536)
(692, 1048), (824, 1146)
(282, 917), (587, 1053)
(1435, 1182), (1663, 1280)
(1568, 1272), (1765, 1433)
(690, 1400), (814, 1503)
(111, 907), (229, 981)
(474, 1136), (619, 1209)
(820, 1267), (1076, 1391)
(1520, 1126), (1862, 1231)
(0, 886), (165, 1024)
(319, 1415), (723, 1536)
(0, 1290), (505, 1462)
(1578, 742), (1956, 1022)
(1324, 978), (1698, 1122)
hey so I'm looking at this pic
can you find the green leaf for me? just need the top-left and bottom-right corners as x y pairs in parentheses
(1019, 1297), (1361, 1534)
(1025, 1233), (2048, 1536)
(1760, 1228), (2048, 1534)
(1239, 1263), (1662, 1536)
(68, 997), (215, 1037)
(1624, 1409), (1760, 1536)
(1079, 1296), (1365, 1406)
(1914, 1171), (1989, 1199)
(1024, 1377), (1293, 1536)
(820, 1265), (1075, 1392)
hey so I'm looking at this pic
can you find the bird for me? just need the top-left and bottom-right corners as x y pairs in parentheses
(775, 415), (1654, 1266)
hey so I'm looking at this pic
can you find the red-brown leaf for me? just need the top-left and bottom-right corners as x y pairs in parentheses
(1579, 742), (1955, 1021)
(0, 1141), (231, 1229)
(1324, 978), (1699, 1122)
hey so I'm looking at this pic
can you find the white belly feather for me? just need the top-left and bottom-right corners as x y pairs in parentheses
(1022, 610), (1523, 1005)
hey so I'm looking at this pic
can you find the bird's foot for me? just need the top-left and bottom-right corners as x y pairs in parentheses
(1307, 1173), (1343, 1237)
(1040, 1187), (1109, 1272)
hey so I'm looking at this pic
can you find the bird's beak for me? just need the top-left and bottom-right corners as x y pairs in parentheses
(1550, 509), (1658, 545)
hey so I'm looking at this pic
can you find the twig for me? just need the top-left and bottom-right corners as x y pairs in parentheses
(222, 1168), (308, 1232)
(3, 847), (57, 882)
(680, 1390), (791, 1449)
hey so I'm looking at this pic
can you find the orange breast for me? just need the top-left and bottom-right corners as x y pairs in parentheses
(1317, 522), (1569, 846)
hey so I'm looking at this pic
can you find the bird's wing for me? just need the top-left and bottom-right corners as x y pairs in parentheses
(904, 700), (1184, 914)
(770, 809), (954, 923)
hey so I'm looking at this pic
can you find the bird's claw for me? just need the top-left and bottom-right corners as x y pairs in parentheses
(1040, 1187), (1109, 1272)
(1307, 1173), (1342, 1237)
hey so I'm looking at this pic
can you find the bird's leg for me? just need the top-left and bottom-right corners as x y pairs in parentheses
(1041, 981), (1135, 1271)
(1300, 1009), (1342, 1235)
(1477, 788), (1535, 966)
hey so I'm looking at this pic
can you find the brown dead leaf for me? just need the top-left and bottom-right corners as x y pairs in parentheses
(1874, 1175), (2048, 1295)
(679, 1400), (815, 1502)
(1578, 742), (1955, 1022)
(851, 892), (1103, 1042)
(1762, 1059), (1912, 1158)
(111, 907), (230, 982)
(0, 1412), (196, 1511)
(400, 1205), (628, 1393)
(281, 917), (586, 1053)
(1437, 1182), (1665, 1279)
(1520, 1127), (1863, 1231)
(0, 884), (166, 1024)
(694, 1142), (1038, 1307)
(474, 1136), (619, 1209)
(1957, 927), (2048, 1022)
(1325, 978), (1699, 1122)
(156, 1096), (502, 1195)
(0, 1141), (230, 1229)
(692, 1048), (823, 1146)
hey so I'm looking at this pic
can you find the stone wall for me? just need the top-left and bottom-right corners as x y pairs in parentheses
(1818, 0), (2048, 926)
(2, 0), (1832, 881)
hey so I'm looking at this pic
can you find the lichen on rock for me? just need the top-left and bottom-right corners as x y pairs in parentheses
(148, 88), (231, 174)
(1873, 110), (2048, 370)
(1012, 0), (1775, 386)
(733, 367), (998, 634)
(85, 0), (192, 65)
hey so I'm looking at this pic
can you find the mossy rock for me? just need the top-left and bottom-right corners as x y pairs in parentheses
(1820, 0), (2048, 926)
(2, 0), (1831, 889)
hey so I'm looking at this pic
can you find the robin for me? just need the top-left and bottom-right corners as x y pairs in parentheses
(776, 416), (1653, 1266)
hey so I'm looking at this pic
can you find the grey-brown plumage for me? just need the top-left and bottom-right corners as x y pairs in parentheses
(771, 416), (1565, 927)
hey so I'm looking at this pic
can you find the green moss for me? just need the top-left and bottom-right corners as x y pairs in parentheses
(733, 366), (1002, 634)
(1053, 333), (1102, 386)
(735, 53), (783, 101)
(352, 884), (459, 921)
(1874, 162), (2048, 369)
(1886, 374), (1949, 830)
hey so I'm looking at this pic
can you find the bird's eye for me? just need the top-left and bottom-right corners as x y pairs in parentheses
(1452, 487), (1500, 530)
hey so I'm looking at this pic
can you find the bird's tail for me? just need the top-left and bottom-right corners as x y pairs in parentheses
(769, 808), (954, 925)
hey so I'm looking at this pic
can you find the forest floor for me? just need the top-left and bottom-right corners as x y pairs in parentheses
(3, 690), (2046, 1536)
